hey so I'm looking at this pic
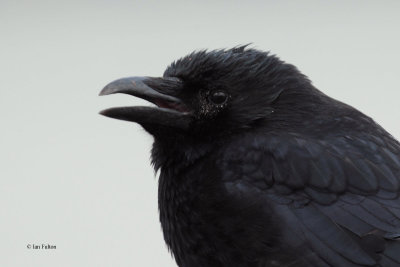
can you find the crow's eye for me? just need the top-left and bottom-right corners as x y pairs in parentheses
(209, 90), (228, 105)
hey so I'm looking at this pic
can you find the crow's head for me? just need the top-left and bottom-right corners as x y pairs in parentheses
(100, 46), (317, 140)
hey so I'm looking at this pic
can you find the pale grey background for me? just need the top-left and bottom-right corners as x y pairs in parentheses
(1, 0), (399, 266)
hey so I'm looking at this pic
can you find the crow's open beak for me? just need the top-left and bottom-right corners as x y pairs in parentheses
(99, 76), (192, 130)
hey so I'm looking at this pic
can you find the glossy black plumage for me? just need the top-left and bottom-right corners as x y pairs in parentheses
(100, 46), (400, 266)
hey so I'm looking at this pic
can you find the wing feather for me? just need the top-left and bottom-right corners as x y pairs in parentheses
(220, 131), (400, 265)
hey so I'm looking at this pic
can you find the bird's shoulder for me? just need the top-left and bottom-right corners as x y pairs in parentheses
(218, 128), (400, 204)
(216, 129), (400, 266)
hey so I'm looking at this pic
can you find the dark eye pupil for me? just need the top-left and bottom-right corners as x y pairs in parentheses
(210, 91), (227, 104)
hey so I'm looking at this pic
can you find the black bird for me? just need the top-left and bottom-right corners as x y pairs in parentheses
(99, 46), (400, 267)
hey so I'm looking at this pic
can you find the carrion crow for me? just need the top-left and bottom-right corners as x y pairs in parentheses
(100, 46), (400, 267)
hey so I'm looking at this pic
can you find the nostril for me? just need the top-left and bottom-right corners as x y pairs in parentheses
(145, 77), (183, 97)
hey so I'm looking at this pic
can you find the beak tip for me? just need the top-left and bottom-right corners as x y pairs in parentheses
(98, 77), (145, 96)
(99, 109), (110, 117)
(99, 85), (113, 96)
